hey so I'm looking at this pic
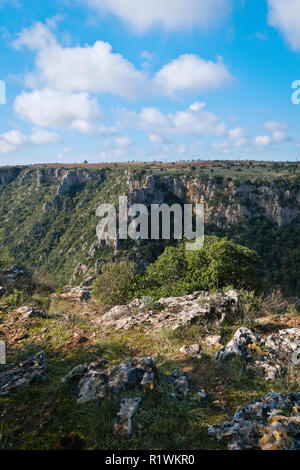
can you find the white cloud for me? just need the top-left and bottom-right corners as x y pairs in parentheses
(13, 22), (149, 100)
(212, 141), (229, 149)
(14, 89), (100, 128)
(272, 130), (289, 143)
(13, 22), (233, 99)
(154, 54), (233, 95)
(254, 135), (272, 147)
(264, 121), (290, 143)
(228, 127), (249, 147)
(268, 0), (300, 51)
(114, 135), (133, 147)
(264, 120), (288, 132)
(0, 128), (60, 154)
(122, 101), (227, 139)
(82, 0), (231, 33)
(30, 128), (61, 144)
(12, 21), (56, 51)
(149, 134), (165, 144)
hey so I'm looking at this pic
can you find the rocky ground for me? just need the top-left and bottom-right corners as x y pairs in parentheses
(0, 281), (300, 450)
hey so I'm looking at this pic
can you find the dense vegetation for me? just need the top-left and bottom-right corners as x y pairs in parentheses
(0, 162), (299, 295)
(92, 237), (261, 306)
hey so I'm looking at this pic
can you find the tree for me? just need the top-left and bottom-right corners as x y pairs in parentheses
(133, 236), (261, 300)
(92, 261), (135, 307)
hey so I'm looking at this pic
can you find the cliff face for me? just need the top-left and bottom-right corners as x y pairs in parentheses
(0, 167), (22, 185)
(127, 173), (300, 227)
(0, 165), (299, 292)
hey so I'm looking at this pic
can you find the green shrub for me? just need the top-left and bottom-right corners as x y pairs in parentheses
(132, 236), (261, 300)
(185, 236), (261, 292)
(2, 288), (24, 308)
(92, 261), (135, 307)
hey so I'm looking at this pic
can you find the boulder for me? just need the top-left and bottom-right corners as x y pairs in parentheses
(208, 392), (300, 450)
(216, 327), (259, 362)
(170, 370), (189, 398)
(62, 357), (157, 404)
(179, 344), (203, 359)
(0, 351), (46, 396)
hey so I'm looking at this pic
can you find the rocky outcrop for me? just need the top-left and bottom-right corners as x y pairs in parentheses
(56, 169), (105, 196)
(208, 392), (300, 450)
(62, 357), (157, 404)
(14, 306), (46, 321)
(0, 167), (22, 186)
(127, 173), (300, 227)
(0, 351), (46, 396)
(59, 286), (91, 302)
(216, 327), (259, 362)
(95, 290), (244, 332)
(41, 168), (105, 211)
(179, 344), (203, 358)
(216, 327), (300, 380)
(0, 265), (25, 283)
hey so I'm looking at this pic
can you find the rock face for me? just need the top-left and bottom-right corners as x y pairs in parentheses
(113, 397), (142, 436)
(57, 169), (105, 196)
(0, 351), (46, 396)
(62, 357), (157, 404)
(127, 172), (300, 228)
(96, 290), (244, 332)
(216, 327), (300, 380)
(208, 392), (300, 450)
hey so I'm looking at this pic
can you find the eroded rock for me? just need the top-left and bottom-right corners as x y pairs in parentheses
(203, 335), (223, 348)
(215, 327), (300, 380)
(0, 351), (46, 396)
(208, 392), (300, 450)
(15, 306), (46, 321)
(62, 357), (157, 404)
(179, 344), (203, 359)
(113, 397), (142, 436)
(59, 286), (91, 302)
(170, 370), (189, 399)
(95, 290), (244, 332)
(216, 327), (260, 362)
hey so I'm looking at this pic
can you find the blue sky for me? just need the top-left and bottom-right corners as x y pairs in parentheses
(1, 0), (300, 164)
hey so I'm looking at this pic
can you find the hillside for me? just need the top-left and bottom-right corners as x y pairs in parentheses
(0, 161), (299, 295)
(0, 161), (300, 450)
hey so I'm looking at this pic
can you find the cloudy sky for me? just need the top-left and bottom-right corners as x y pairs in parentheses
(1, 0), (300, 164)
